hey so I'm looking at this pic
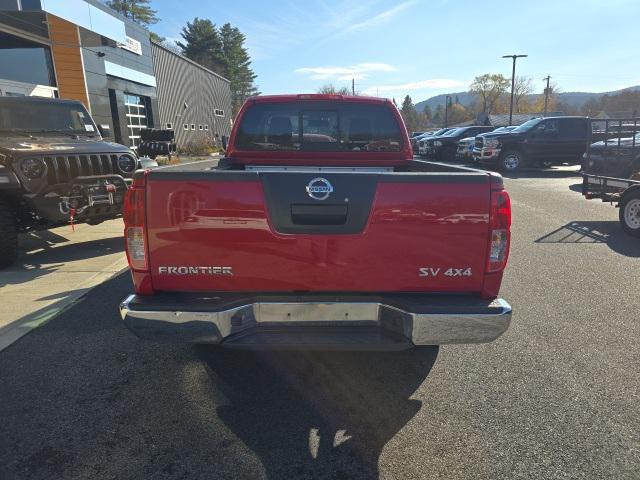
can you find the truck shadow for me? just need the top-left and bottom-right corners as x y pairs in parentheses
(535, 221), (640, 257)
(0, 273), (439, 479)
(196, 345), (439, 479)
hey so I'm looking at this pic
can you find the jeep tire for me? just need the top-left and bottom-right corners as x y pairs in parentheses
(0, 198), (18, 268)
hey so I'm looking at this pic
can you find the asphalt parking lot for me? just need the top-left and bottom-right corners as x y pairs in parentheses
(0, 166), (639, 480)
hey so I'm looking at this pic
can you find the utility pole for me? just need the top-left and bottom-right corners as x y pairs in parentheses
(444, 95), (451, 127)
(543, 75), (551, 116)
(352, 78), (355, 96)
(502, 54), (528, 125)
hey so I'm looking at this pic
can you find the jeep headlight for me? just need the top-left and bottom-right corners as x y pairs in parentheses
(484, 138), (500, 148)
(20, 157), (46, 179)
(117, 154), (136, 173)
(434, 141), (443, 147)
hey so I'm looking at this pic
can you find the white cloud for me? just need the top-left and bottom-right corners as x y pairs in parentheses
(295, 63), (397, 81)
(338, 74), (366, 81)
(362, 79), (467, 95)
(344, 0), (417, 33)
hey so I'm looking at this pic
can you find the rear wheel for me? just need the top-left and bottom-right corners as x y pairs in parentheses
(499, 150), (523, 172)
(0, 199), (18, 268)
(619, 190), (640, 237)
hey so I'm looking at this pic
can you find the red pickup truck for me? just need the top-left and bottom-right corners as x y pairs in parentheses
(119, 94), (512, 349)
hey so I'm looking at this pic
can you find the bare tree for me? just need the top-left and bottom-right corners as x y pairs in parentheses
(317, 84), (352, 95)
(470, 74), (510, 114)
(513, 76), (534, 112)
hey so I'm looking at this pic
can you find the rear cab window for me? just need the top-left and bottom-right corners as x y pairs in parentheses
(559, 118), (587, 138)
(235, 101), (403, 153)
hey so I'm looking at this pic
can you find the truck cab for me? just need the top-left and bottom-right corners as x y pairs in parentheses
(474, 116), (590, 171)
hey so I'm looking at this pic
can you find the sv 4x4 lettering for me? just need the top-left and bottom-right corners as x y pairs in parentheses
(418, 267), (473, 277)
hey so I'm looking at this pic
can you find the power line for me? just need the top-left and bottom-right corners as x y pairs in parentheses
(543, 75), (551, 116)
(502, 54), (528, 126)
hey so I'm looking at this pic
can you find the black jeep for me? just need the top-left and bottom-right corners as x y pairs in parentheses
(0, 96), (144, 267)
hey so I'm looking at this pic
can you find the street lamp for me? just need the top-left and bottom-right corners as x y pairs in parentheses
(444, 95), (452, 127)
(502, 54), (528, 125)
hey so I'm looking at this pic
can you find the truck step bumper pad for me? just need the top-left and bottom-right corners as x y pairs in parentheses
(119, 295), (512, 347)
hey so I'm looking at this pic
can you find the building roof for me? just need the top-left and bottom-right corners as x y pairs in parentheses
(450, 119), (475, 127)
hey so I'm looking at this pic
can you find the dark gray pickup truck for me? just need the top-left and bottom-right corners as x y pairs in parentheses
(0, 96), (146, 267)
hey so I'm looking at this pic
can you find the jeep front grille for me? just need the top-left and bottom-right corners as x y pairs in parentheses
(43, 154), (119, 184)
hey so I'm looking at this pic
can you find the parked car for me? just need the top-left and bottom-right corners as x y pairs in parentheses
(424, 126), (495, 161)
(0, 96), (151, 267)
(410, 129), (445, 151)
(456, 137), (476, 161)
(474, 116), (593, 172)
(119, 94), (513, 350)
(582, 132), (640, 179)
(416, 128), (455, 156)
(469, 126), (517, 164)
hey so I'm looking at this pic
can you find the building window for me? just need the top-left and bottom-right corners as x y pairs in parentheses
(199, 125), (203, 131)
(183, 124), (188, 130)
(0, 31), (56, 87)
(166, 123), (173, 129)
(20, 0), (44, 9)
(214, 109), (224, 117)
(204, 125), (209, 131)
(191, 124), (196, 130)
(124, 93), (151, 149)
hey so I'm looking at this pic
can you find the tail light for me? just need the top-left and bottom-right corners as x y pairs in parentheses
(123, 176), (148, 271)
(487, 189), (511, 273)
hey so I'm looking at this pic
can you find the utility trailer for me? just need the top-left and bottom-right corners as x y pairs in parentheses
(583, 173), (640, 237)
(583, 118), (640, 178)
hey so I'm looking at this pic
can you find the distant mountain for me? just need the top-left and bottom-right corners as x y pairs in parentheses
(414, 85), (640, 112)
(415, 92), (473, 112)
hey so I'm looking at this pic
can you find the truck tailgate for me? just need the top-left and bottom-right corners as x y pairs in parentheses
(145, 170), (491, 293)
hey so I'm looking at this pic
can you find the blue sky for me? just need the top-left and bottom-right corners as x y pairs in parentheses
(150, 0), (640, 103)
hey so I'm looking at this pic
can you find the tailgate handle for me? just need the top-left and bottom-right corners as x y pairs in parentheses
(291, 204), (347, 225)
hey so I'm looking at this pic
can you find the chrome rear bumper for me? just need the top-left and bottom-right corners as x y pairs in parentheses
(119, 294), (512, 349)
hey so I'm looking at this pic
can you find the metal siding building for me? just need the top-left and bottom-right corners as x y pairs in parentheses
(151, 41), (233, 147)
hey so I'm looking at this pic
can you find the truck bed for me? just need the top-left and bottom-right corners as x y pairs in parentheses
(139, 159), (502, 297)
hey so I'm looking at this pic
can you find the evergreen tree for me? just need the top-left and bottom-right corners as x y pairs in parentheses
(432, 104), (444, 125)
(219, 23), (259, 114)
(106, 0), (158, 27)
(149, 31), (165, 43)
(177, 18), (226, 74)
(400, 95), (419, 132)
(422, 104), (432, 121)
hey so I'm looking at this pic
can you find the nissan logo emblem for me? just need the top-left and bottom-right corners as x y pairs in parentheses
(305, 177), (333, 201)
